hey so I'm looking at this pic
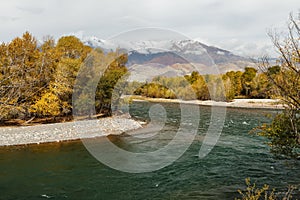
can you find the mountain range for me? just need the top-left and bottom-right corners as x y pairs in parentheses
(78, 35), (255, 81)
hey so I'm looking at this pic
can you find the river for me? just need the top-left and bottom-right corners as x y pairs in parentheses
(0, 101), (299, 199)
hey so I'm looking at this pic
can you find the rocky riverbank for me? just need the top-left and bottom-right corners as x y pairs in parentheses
(0, 116), (142, 146)
(132, 97), (284, 110)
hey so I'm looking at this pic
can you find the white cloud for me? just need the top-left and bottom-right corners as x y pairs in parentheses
(0, 0), (298, 57)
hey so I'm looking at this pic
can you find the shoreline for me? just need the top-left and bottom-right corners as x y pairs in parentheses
(131, 97), (284, 110)
(0, 98), (283, 147)
(0, 115), (142, 147)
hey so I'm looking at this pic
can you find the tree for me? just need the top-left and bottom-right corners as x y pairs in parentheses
(222, 75), (236, 100)
(73, 49), (106, 117)
(257, 13), (300, 157)
(0, 32), (42, 120)
(0, 33), (129, 123)
(56, 36), (91, 61)
(185, 72), (211, 100)
(241, 67), (257, 96)
(249, 73), (270, 99)
(31, 36), (92, 118)
(95, 51), (128, 116)
(258, 113), (300, 157)
(37, 37), (60, 88)
(223, 71), (243, 97)
(185, 71), (201, 84)
(49, 58), (82, 115)
(30, 92), (61, 117)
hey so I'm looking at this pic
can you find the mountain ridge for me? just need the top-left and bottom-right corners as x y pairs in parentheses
(72, 34), (255, 81)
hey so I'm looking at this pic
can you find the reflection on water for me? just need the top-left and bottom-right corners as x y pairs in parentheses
(0, 102), (299, 200)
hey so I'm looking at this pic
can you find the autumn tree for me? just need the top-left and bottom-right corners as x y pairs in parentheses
(95, 51), (128, 116)
(0, 32), (42, 120)
(30, 36), (92, 118)
(56, 36), (91, 61)
(222, 74), (236, 100)
(241, 67), (257, 96)
(222, 71), (243, 98)
(258, 13), (300, 157)
(73, 48), (129, 117)
(185, 72), (210, 100)
(0, 32), (131, 123)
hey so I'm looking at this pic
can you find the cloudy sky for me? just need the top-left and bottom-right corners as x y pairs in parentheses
(0, 0), (299, 57)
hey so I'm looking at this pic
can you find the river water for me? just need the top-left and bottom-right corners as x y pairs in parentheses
(0, 101), (299, 199)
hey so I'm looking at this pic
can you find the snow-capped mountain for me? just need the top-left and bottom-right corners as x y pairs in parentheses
(72, 34), (254, 81)
(79, 36), (248, 63)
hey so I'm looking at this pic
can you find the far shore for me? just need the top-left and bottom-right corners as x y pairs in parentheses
(131, 96), (284, 110)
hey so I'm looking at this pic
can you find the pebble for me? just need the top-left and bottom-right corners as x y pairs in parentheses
(0, 116), (142, 146)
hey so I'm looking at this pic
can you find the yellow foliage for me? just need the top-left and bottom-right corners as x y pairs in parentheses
(30, 92), (61, 116)
(235, 178), (276, 200)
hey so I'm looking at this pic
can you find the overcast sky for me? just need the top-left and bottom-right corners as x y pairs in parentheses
(0, 0), (299, 57)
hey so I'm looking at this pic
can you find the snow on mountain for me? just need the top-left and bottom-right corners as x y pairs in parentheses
(67, 34), (253, 79)
(61, 33), (243, 60)
(170, 40), (207, 55)
(74, 34), (213, 56)
(81, 36), (118, 51)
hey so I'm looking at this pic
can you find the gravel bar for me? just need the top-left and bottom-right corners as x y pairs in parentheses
(0, 116), (142, 146)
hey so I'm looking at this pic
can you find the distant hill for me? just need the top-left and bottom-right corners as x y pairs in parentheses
(78, 35), (255, 81)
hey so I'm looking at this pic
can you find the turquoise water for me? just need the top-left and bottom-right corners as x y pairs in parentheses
(0, 102), (299, 199)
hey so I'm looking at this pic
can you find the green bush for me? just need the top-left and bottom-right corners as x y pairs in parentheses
(256, 111), (300, 158)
